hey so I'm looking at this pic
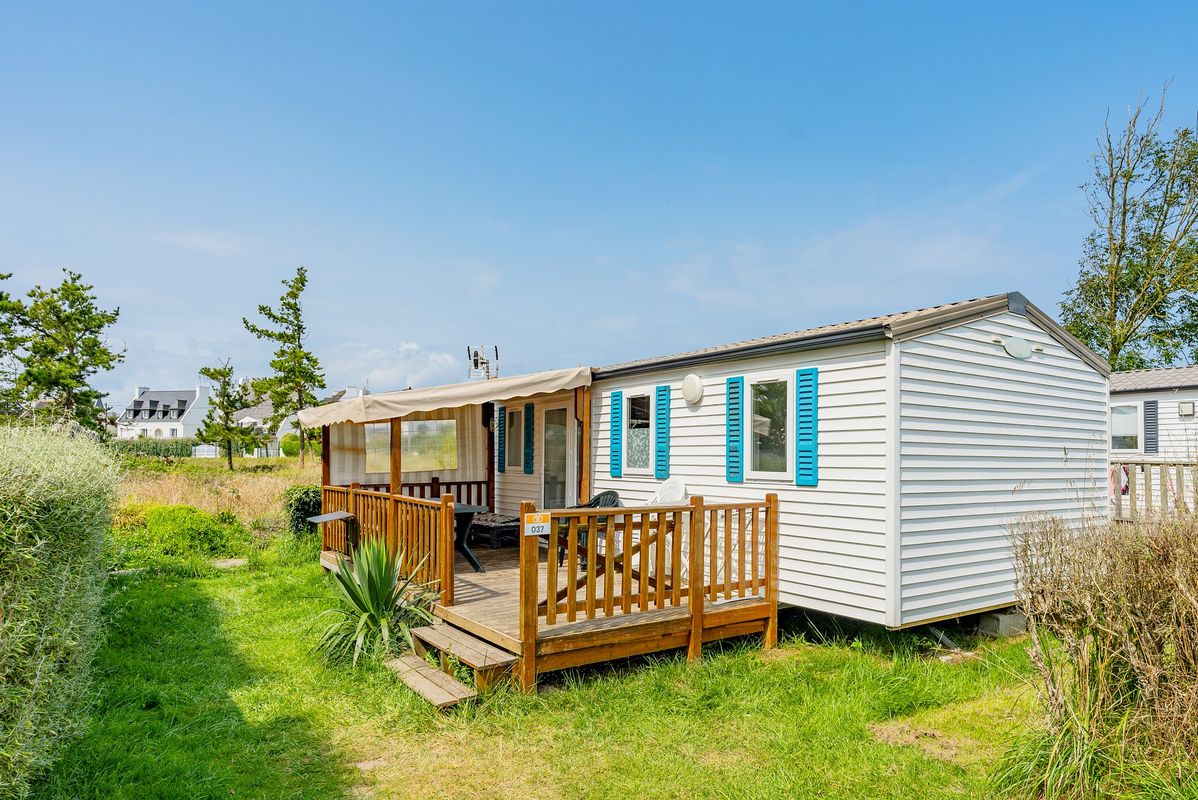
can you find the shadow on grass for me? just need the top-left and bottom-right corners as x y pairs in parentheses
(34, 574), (355, 800)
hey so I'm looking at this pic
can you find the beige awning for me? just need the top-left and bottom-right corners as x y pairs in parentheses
(298, 366), (593, 427)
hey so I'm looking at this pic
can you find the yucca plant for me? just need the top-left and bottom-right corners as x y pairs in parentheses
(312, 538), (436, 666)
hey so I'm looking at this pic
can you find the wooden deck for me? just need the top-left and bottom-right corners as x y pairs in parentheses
(435, 544), (773, 675)
(319, 486), (778, 693)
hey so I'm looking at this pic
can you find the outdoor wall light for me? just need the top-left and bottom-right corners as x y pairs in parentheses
(1002, 336), (1032, 360)
(682, 373), (704, 405)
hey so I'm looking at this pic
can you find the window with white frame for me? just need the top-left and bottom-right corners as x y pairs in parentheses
(170, 428), (178, 438)
(1111, 404), (1140, 451)
(748, 375), (792, 478)
(625, 393), (652, 472)
(505, 408), (523, 469)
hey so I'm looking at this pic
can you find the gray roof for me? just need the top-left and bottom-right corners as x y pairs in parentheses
(121, 388), (197, 421)
(595, 292), (1110, 378)
(128, 389), (195, 409)
(1111, 365), (1198, 393)
(234, 399), (274, 423)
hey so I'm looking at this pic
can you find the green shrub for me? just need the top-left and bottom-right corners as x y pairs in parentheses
(0, 426), (119, 799)
(280, 433), (319, 458)
(282, 484), (322, 537)
(107, 504), (253, 575)
(312, 539), (435, 666)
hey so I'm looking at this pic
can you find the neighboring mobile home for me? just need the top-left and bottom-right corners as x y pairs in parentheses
(305, 291), (1108, 629)
(1108, 366), (1198, 520)
(1109, 365), (1198, 460)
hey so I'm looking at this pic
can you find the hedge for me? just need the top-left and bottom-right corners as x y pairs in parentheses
(0, 427), (118, 799)
(106, 437), (198, 458)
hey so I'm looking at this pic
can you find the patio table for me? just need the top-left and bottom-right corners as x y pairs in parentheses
(453, 504), (489, 573)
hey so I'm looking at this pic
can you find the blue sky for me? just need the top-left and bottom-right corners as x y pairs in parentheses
(2, 3), (1196, 405)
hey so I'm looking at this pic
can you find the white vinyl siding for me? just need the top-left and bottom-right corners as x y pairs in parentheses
(592, 340), (890, 625)
(1108, 390), (1198, 461)
(896, 311), (1109, 626)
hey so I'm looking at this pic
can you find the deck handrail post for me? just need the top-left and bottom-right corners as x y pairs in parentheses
(764, 493), (780, 649)
(687, 495), (706, 662)
(518, 500), (539, 693)
(439, 493), (455, 606)
(431, 476), (441, 499)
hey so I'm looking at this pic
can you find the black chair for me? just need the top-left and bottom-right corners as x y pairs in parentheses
(557, 490), (622, 567)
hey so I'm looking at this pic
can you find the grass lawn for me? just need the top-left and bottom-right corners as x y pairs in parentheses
(36, 552), (1033, 799)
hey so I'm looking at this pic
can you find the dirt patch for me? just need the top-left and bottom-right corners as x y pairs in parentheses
(869, 685), (1034, 768)
(212, 558), (247, 570)
(355, 757), (386, 772)
(870, 722), (961, 762)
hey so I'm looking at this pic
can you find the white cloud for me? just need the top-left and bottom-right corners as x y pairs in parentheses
(664, 169), (1036, 320)
(326, 341), (462, 394)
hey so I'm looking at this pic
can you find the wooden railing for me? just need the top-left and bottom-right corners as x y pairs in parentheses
(402, 478), (488, 507)
(359, 478), (489, 508)
(1111, 460), (1198, 521)
(516, 494), (779, 687)
(320, 484), (456, 604)
(321, 486), (352, 552)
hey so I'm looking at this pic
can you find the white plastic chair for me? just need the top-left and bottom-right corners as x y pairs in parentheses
(649, 478), (687, 505)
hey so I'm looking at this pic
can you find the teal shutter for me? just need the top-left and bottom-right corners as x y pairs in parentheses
(496, 405), (506, 474)
(726, 377), (744, 483)
(609, 391), (623, 477)
(523, 402), (535, 474)
(795, 368), (818, 486)
(654, 385), (671, 479)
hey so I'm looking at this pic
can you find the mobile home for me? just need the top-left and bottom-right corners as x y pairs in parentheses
(1108, 365), (1198, 519)
(300, 291), (1108, 697)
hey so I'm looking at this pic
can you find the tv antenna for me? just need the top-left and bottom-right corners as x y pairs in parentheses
(466, 345), (499, 380)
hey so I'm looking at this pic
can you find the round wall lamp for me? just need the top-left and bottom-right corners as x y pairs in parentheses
(1002, 336), (1032, 360)
(682, 373), (704, 405)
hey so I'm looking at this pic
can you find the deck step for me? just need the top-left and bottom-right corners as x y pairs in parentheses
(386, 655), (477, 709)
(411, 624), (519, 671)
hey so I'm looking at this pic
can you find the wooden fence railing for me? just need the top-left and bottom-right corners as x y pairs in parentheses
(516, 494), (778, 686)
(320, 484), (456, 605)
(359, 478), (489, 508)
(321, 486), (352, 552)
(402, 478), (488, 507)
(1111, 460), (1198, 521)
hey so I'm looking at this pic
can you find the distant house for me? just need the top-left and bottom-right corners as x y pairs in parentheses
(193, 386), (365, 458)
(116, 386), (210, 440)
(1109, 365), (1198, 460)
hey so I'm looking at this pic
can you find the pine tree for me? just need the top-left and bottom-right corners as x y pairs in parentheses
(196, 360), (264, 471)
(3, 269), (124, 431)
(242, 266), (326, 464)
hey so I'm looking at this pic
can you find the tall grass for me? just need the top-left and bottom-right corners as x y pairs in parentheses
(0, 427), (118, 799)
(119, 457), (319, 530)
(995, 513), (1198, 798)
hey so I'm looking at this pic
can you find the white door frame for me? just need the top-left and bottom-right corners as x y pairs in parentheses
(540, 402), (577, 508)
